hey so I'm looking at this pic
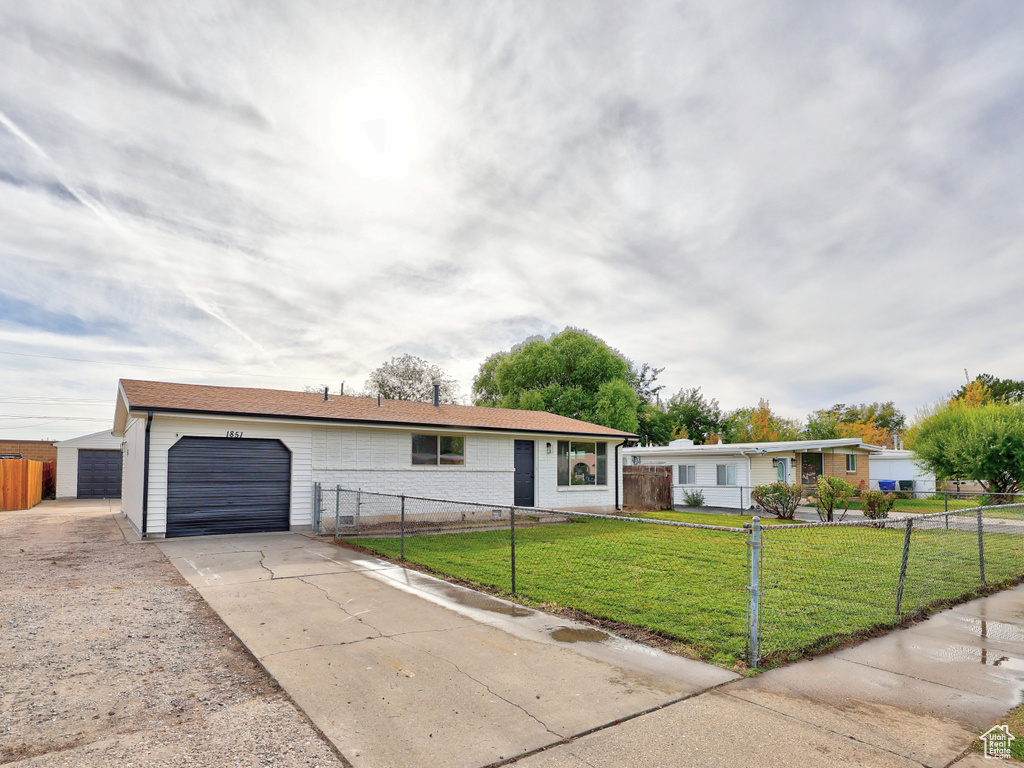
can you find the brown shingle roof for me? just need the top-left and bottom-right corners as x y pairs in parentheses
(118, 379), (636, 438)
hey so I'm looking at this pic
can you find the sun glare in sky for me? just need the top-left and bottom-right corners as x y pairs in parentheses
(334, 85), (422, 180)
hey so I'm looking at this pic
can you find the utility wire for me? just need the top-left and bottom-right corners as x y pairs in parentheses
(0, 349), (328, 380)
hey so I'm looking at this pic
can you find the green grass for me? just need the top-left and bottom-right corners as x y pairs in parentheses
(810, 496), (981, 514)
(628, 509), (800, 527)
(343, 516), (1024, 669)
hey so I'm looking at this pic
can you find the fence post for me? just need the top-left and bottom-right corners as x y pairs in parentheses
(944, 492), (948, 514)
(313, 482), (321, 533)
(400, 495), (406, 561)
(747, 516), (761, 668)
(355, 489), (361, 535)
(510, 506), (517, 594)
(335, 484), (340, 536)
(978, 507), (986, 586)
(895, 519), (913, 616)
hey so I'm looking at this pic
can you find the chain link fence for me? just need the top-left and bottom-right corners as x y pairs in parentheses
(313, 484), (1024, 669)
(757, 503), (1024, 665)
(314, 483), (751, 664)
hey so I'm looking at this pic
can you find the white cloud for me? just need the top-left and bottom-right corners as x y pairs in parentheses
(1, 0), (1022, 438)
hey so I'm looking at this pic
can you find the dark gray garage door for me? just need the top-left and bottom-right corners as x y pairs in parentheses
(166, 437), (291, 538)
(78, 449), (123, 499)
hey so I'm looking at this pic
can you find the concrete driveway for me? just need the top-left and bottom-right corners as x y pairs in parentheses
(159, 532), (737, 768)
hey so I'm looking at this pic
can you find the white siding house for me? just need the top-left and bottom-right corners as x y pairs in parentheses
(113, 379), (633, 538)
(869, 449), (936, 494)
(624, 438), (882, 510)
(54, 430), (125, 499)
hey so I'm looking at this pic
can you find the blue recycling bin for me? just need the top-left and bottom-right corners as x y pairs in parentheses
(878, 480), (896, 492)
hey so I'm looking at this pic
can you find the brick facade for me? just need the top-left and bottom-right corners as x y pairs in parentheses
(798, 450), (870, 491)
(0, 441), (57, 464)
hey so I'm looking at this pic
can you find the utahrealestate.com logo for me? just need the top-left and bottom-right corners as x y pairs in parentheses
(980, 725), (1015, 760)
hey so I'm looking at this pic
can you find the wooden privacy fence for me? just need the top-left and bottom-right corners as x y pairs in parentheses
(623, 464), (673, 509)
(0, 459), (44, 511)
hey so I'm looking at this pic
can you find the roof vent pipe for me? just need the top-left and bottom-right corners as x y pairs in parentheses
(432, 379), (440, 407)
(377, 393), (382, 407)
(323, 386), (329, 401)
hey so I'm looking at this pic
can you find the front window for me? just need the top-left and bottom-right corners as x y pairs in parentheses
(557, 441), (607, 486)
(679, 465), (696, 484)
(412, 435), (465, 466)
(801, 453), (823, 483)
(716, 464), (736, 486)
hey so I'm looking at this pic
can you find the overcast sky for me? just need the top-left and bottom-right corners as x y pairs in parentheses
(1, 1), (1022, 440)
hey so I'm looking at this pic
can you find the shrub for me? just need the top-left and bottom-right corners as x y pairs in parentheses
(681, 488), (706, 507)
(751, 482), (802, 520)
(815, 476), (856, 522)
(861, 490), (896, 520)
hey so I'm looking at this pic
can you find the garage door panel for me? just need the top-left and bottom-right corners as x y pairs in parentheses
(78, 449), (123, 499)
(166, 437), (291, 538)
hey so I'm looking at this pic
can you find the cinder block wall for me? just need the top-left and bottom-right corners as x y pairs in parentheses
(0, 441), (57, 464)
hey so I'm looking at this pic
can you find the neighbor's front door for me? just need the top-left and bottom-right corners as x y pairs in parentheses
(514, 440), (535, 507)
(776, 458), (788, 483)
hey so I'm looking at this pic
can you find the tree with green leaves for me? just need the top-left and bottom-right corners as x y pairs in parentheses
(666, 387), (722, 444)
(721, 399), (802, 443)
(471, 328), (645, 433)
(907, 400), (1024, 498)
(362, 354), (460, 403)
(804, 402), (905, 447)
(955, 374), (1024, 404)
(636, 404), (674, 446)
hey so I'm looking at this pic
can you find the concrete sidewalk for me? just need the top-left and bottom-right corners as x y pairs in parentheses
(158, 529), (1024, 768)
(513, 586), (1024, 767)
(159, 532), (737, 768)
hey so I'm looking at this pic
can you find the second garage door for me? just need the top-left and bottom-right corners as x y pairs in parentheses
(166, 437), (291, 538)
(78, 449), (123, 499)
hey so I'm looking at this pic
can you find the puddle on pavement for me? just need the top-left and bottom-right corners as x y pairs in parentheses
(433, 583), (533, 617)
(550, 626), (608, 644)
(958, 617), (1024, 644)
(913, 642), (1024, 669)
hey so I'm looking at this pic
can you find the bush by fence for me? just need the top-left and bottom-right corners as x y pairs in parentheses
(314, 484), (1024, 669)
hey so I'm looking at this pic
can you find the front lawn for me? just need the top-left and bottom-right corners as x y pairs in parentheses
(343, 515), (1024, 669)
(628, 509), (800, 527)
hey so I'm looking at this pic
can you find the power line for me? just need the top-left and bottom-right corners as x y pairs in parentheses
(0, 403), (112, 409)
(0, 414), (110, 421)
(0, 349), (328, 380)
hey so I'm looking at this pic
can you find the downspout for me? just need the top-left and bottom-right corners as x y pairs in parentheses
(614, 442), (621, 511)
(737, 449), (767, 510)
(141, 410), (153, 537)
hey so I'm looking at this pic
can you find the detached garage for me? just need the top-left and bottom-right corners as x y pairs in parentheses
(55, 430), (124, 499)
(113, 379), (633, 539)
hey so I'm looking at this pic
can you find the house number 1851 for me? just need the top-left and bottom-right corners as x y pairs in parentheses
(226, 430), (244, 438)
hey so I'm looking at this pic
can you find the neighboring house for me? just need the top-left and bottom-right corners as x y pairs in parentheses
(623, 438), (883, 510)
(112, 379), (634, 539)
(868, 449), (936, 495)
(54, 430), (125, 499)
(0, 440), (58, 497)
(0, 440), (57, 464)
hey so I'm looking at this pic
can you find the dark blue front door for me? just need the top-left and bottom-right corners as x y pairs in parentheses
(514, 440), (535, 507)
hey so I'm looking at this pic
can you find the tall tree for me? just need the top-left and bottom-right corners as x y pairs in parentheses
(363, 354), (460, 403)
(908, 401), (1024, 497)
(722, 399), (802, 443)
(666, 387), (722, 445)
(804, 402), (905, 447)
(955, 373), (1024, 404)
(471, 328), (642, 431)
